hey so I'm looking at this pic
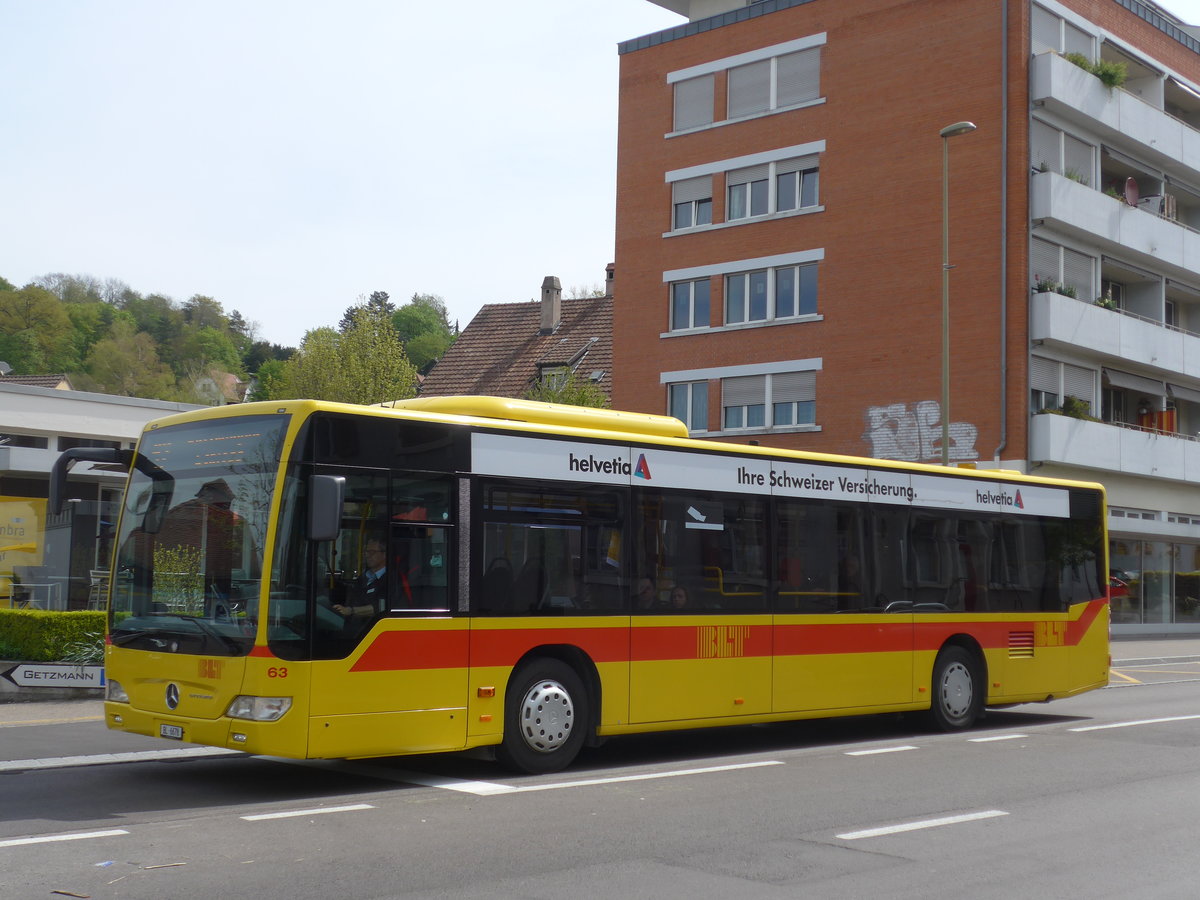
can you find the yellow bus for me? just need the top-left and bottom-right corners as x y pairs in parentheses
(51, 397), (1110, 773)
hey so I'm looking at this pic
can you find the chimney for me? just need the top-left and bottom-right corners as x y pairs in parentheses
(540, 275), (562, 334)
(605, 263), (615, 297)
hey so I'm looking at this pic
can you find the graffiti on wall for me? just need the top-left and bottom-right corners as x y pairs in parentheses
(864, 400), (979, 462)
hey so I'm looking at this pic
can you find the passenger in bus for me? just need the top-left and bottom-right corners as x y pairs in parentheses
(669, 584), (689, 609)
(636, 577), (660, 609)
(334, 537), (387, 624)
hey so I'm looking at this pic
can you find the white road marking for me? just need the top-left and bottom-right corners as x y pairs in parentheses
(506, 760), (784, 794)
(1070, 713), (1200, 732)
(837, 809), (1008, 840)
(845, 745), (918, 756)
(0, 829), (129, 848)
(0, 746), (239, 772)
(968, 734), (1028, 743)
(268, 758), (785, 796)
(241, 803), (375, 821)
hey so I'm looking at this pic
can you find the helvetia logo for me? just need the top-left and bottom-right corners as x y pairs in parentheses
(975, 487), (1024, 509)
(634, 454), (652, 480)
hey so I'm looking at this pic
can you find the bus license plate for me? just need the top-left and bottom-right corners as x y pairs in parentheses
(160, 724), (184, 740)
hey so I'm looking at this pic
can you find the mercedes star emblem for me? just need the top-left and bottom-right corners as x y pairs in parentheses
(165, 683), (180, 710)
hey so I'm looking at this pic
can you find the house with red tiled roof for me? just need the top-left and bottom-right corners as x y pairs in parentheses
(0, 373), (74, 390)
(419, 273), (612, 401)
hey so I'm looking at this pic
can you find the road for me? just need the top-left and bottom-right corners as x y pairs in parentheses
(2, 654), (1199, 899)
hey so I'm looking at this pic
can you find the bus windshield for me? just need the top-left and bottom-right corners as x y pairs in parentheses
(110, 413), (290, 657)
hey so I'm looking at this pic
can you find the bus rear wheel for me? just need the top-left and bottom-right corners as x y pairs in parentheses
(497, 659), (587, 774)
(927, 645), (983, 731)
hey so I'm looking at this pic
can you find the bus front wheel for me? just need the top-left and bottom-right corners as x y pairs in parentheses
(498, 659), (587, 774)
(927, 646), (983, 731)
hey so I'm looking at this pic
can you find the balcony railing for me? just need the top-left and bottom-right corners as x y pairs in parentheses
(1031, 51), (1200, 178)
(1030, 412), (1200, 483)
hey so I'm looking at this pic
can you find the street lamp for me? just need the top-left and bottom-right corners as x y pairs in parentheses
(939, 120), (977, 466)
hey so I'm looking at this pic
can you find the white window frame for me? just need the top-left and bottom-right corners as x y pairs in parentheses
(726, 47), (821, 121)
(725, 262), (818, 325)
(669, 278), (711, 332)
(668, 381), (708, 433)
(721, 371), (817, 433)
(665, 143), (824, 235)
(666, 34), (826, 137)
(727, 156), (820, 223)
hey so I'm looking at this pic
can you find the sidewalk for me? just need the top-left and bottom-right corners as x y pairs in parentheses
(1111, 634), (1200, 664)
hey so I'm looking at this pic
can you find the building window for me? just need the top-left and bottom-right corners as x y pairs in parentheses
(727, 156), (819, 222)
(0, 433), (49, 449)
(774, 264), (818, 318)
(674, 74), (714, 131)
(727, 165), (769, 220)
(670, 279), (711, 331)
(722, 376), (766, 430)
(57, 436), (121, 452)
(668, 381), (708, 432)
(727, 47), (820, 120)
(1031, 119), (1094, 183)
(1031, 355), (1097, 414)
(726, 263), (818, 324)
(672, 175), (713, 230)
(1031, 4), (1094, 57)
(726, 271), (768, 324)
(777, 165), (819, 212)
(722, 371), (816, 432)
(1032, 237), (1095, 300)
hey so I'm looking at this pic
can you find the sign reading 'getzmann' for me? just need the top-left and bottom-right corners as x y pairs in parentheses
(2, 663), (104, 688)
(471, 433), (1071, 518)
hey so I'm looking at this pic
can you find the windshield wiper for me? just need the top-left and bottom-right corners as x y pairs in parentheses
(112, 614), (243, 653)
(168, 615), (245, 653)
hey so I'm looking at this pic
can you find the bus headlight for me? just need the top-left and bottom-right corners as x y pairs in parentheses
(226, 696), (292, 722)
(106, 680), (129, 703)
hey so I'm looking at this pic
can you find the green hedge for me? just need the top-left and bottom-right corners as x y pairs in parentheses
(0, 609), (106, 662)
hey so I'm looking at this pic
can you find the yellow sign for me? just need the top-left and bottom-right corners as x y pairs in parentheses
(0, 496), (46, 604)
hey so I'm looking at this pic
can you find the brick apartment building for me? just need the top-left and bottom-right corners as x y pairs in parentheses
(613, 0), (1200, 632)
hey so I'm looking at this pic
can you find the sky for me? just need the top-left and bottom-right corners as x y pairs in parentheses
(9, 2), (1200, 351)
(0, 1), (683, 348)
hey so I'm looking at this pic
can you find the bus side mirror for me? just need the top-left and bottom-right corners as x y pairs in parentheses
(309, 474), (345, 542)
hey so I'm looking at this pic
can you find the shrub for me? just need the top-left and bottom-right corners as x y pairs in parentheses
(0, 610), (107, 662)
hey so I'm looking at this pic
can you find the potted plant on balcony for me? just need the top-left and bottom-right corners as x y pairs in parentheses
(1062, 52), (1128, 89)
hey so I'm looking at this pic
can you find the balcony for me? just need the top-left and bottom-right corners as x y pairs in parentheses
(1030, 413), (1200, 483)
(1029, 291), (1200, 379)
(1031, 51), (1200, 178)
(1030, 171), (1200, 281)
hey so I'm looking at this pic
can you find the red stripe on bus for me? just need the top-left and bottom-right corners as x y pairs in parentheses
(774, 623), (913, 655)
(469, 627), (630, 667)
(344, 598), (1108, 672)
(350, 630), (470, 672)
(631, 624), (773, 661)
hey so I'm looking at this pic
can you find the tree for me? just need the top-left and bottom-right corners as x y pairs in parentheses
(339, 290), (394, 332)
(392, 293), (456, 372)
(80, 320), (177, 398)
(34, 273), (105, 304)
(274, 304), (417, 405)
(523, 369), (609, 408)
(249, 358), (287, 402)
(182, 295), (227, 331)
(0, 285), (76, 372)
(565, 284), (606, 299)
(177, 326), (245, 378)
